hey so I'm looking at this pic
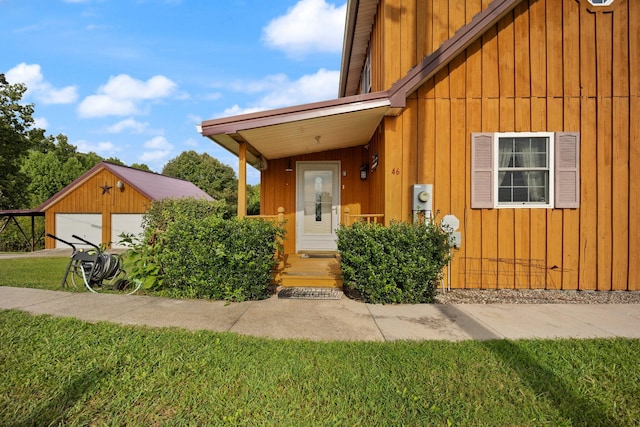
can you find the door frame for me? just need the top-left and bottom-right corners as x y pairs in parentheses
(295, 161), (341, 253)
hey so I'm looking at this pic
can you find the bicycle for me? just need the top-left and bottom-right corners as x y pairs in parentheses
(47, 233), (140, 295)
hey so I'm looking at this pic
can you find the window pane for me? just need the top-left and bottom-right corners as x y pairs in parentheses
(496, 135), (551, 206)
(498, 187), (511, 202)
(530, 137), (547, 153)
(525, 171), (548, 203)
(513, 188), (529, 202)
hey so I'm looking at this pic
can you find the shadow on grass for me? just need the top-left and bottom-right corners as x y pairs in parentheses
(436, 305), (616, 426)
(11, 368), (105, 427)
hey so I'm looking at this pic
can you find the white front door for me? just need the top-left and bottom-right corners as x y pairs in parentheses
(296, 162), (340, 252)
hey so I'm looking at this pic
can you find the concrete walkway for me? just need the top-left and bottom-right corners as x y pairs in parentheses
(2, 287), (639, 341)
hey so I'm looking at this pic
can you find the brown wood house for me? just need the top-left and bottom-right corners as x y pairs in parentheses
(200, 0), (638, 291)
(39, 161), (213, 249)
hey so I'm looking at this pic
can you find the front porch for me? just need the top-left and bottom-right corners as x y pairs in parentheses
(249, 207), (384, 289)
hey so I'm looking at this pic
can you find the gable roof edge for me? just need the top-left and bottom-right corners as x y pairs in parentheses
(389, 0), (524, 108)
(36, 162), (107, 211)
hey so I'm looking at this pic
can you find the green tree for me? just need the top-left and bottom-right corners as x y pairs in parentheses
(0, 74), (35, 209)
(162, 151), (238, 214)
(77, 152), (103, 169)
(247, 184), (260, 215)
(130, 163), (151, 171)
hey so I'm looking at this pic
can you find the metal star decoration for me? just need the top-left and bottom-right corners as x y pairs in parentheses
(100, 183), (113, 195)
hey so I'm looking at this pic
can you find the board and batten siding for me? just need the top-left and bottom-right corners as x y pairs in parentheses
(44, 169), (151, 248)
(372, 0), (638, 290)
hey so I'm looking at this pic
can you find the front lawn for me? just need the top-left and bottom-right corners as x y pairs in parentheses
(0, 257), (70, 290)
(1, 310), (639, 425)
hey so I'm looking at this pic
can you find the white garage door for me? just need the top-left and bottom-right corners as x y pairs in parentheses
(55, 214), (102, 248)
(111, 214), (144, 249)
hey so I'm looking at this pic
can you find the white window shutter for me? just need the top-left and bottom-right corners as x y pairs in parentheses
(554, 132), (580, 208)
(471, 133), (494, 208)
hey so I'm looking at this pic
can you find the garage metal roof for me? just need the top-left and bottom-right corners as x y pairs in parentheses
(37, 161), (213, 212)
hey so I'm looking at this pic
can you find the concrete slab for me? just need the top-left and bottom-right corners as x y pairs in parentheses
(2, 287), (639, 342)
(230, 295), (384, 341)
(0, 287), (75, 310)
(109, 297), (251, 332)
(544, 304), (640, 339)
(13, 292), (155, 323)
(366, 304), (501, 341)
(457, 304), (632, 340)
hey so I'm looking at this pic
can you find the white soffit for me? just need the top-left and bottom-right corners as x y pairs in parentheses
(237, 104), (388, 159)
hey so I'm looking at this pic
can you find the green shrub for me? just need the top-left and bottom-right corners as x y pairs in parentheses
(142, 197), (231, 237)
(337, 220), (451, 304)
(157, 217), (284, 302)
(120, 198), (227, 291)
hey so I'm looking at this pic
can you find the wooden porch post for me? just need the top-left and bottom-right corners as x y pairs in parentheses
(238, 141), (247, 218)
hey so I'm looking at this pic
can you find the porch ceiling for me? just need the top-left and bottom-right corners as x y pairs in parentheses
(200, 93), (391, 166)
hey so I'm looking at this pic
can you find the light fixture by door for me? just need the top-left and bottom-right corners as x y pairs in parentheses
(360, 163), (368, 180)
(285, 159), (293, 172)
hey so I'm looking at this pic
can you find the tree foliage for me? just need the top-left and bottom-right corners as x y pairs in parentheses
(247, 184), (260, 215)
(162, 151), (238, 214)
(0, 74), (34, 209)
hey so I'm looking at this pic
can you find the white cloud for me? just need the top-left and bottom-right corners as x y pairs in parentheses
(77, 74), (177, 118)
(75, 140), (119, 156)
(140, 150), (172, 162)
(106, 118), (150, 134)
(262, 0), (346, 57)
(218, 68), (339, 117)
(101, 74), (176, 100)
(5, 63), (78, 104)
(144, 136), (172, 150)
(78, 95), (137, 117)
(140, 136), (173, 163)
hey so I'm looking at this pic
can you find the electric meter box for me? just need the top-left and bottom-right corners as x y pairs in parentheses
(413, 184), (433, 211)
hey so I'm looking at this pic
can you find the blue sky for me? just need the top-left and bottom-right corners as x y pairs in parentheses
(1, 0), (347, 184)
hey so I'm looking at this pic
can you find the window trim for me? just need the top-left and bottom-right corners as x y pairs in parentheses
(494, 132), (555, 209)
(471, 132), (580, 210)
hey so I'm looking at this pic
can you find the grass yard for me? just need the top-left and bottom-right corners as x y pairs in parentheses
(1, 310), (639, 426)
(0, 258), (70, 290)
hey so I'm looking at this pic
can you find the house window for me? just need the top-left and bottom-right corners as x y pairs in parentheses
(588, 0), (614, 5)
(471, 132), (580, 209)
(497, 133), (552, 206)
(360, 47), (371, 94)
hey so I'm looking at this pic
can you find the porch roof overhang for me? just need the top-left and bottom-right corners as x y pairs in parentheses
(199, 91), (394, 168)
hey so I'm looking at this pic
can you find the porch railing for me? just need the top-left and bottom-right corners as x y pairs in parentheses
(343, 207), (384, 226)
(245, 207), (286, 224)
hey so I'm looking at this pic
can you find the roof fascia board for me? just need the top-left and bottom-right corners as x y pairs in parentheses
(339, 0), (359, 97)
(201, 92), (390, 137)
(339, 0), (379, 98)
(389, 0), (524, 108)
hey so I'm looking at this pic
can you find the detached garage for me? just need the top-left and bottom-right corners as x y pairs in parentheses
(39, 161), (213, 249)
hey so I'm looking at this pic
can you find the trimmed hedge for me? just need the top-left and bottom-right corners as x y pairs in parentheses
(337, 221), (451, 304)
(158, 216), (284, 301)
